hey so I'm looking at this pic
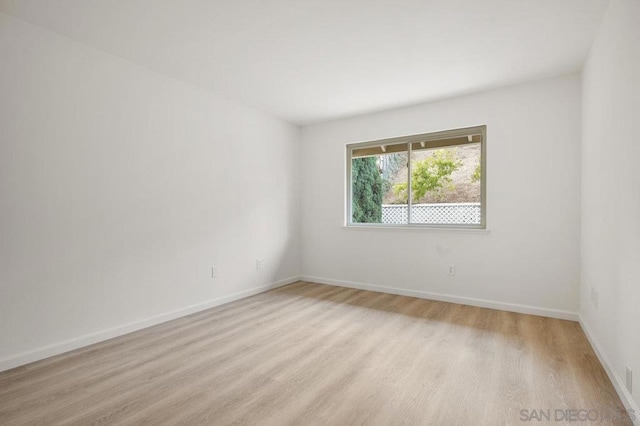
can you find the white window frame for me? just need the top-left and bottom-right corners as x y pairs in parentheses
(345, 125), (487, 229)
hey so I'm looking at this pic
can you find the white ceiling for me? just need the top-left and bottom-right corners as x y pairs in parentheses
(0, 0), (609, 125)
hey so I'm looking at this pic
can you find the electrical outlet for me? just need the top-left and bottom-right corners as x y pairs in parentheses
(256, 259), (263, 270)
(590, 287), (599, 309)
(448, 265), (455, 276)
(211, 266), (218, 278)
(626, 367), (633, 393)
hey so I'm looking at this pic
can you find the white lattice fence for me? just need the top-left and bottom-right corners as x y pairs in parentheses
(382, 203), (481, 224)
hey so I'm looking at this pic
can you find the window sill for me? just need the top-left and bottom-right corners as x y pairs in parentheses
(343, 224), (490, 233)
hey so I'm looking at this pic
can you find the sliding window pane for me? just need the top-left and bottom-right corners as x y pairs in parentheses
(351, 148), (408, 224)
(409, 143), (481, 225)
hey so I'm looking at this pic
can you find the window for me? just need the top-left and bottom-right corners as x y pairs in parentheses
(346, 126), (486, 228)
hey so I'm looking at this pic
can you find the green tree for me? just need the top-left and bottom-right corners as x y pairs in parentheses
(394, 149), (462, 202)
(352, 157), (383, 222)
(471, 163), (481, 183)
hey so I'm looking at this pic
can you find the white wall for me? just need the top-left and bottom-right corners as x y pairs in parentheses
(581, 0), (640, 413)
(300, 75), (582, 317)
(0, 13), (300, 368)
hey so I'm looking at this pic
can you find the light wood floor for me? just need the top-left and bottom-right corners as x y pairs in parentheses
(0, 281), (631, 425)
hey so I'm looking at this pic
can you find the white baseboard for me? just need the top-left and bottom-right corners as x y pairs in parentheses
(579, 316), (640, 426)
(301, 275), (578, 321)
(0, 275), (301, 373)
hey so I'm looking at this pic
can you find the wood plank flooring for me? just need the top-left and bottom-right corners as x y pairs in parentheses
(0, 281), (632, 425)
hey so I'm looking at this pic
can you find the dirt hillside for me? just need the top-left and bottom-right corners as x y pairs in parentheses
(383, 144), (480, 204)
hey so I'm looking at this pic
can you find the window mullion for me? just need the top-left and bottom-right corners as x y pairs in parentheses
(407, 142), (412, 224)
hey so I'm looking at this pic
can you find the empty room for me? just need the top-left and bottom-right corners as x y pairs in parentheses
(1, 0), (639, 424)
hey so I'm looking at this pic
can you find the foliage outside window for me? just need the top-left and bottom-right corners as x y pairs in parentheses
(351, 156), (384, 223)
(347, 126), (486, 228)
